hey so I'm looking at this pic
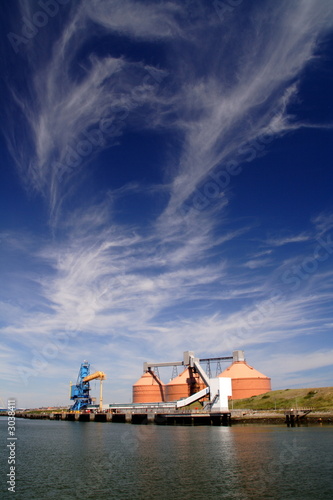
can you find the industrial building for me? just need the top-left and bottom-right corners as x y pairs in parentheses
(69, 351), (271, 415)
(133, 350), (271, 404)
(132, 371), (165, 403)
(132, 351), (232, 411)
(218, 350), (271, 400)
(164, 367), (207, 402)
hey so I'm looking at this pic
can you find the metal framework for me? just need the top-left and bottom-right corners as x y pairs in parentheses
(144, 356), (232, 373)
(70, 361), (92, 411)
(199, 356), (233, 362)
(200, 356), (232, 379)
(141, 350), (241, 411)
(70, 361), (106, 411)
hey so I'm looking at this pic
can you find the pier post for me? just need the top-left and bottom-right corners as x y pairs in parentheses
(147, 414), (154, 424)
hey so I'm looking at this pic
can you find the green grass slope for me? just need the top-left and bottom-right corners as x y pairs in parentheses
(231, 387), (333, 411)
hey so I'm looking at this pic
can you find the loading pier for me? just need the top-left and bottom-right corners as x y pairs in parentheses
(285, 408), (312, 425)
(21, 408), (231, 426)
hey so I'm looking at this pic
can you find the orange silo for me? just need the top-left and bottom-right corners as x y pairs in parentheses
(219, 359), (271, 400)
(132, 370), (165, 403)
(165, 367), (207, 402)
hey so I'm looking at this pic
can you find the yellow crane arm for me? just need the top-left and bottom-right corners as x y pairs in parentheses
(83, 371), (106, 382)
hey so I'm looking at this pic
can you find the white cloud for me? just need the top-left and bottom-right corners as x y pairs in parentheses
(265, 233), (312, 247)
(3, 0), (333, 224)
(258, 349), (333, 381)
(244, 259), (273, 270)
(160, 0), (333, 218)
(312, 212), (333, 235)
(85, 0), (183, 40)
(2, 0), (333, 405)
(1, 210), (333, 404)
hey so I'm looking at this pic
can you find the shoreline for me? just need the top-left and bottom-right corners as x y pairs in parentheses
(230, 410), (333, 424)
(1, 410), (333, 425)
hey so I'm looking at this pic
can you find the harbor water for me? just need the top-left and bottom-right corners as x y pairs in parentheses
(1, 418), (333, 499)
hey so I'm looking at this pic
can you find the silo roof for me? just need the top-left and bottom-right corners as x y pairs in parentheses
(166, 367), (205, 385)
(219, 361), (269, 379)
(133, 371), (164, 386)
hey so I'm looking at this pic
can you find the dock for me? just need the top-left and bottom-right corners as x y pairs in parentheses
(18, 409), (231, 426)
(284, 408), (312, 425)
(5, 407), (331, 425)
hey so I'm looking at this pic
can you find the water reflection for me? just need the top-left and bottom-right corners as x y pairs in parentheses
(128, 426), (246, 498)
(1, 419), (332, 500)
(229, 426), (283, 498)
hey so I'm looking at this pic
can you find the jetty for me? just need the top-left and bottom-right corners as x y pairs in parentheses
(284, 408), (312, 425)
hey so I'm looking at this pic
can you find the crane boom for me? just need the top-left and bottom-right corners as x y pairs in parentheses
(70, 361), (92, 411)
(70, 362), (106, 411)
(83, 371), (106, 382)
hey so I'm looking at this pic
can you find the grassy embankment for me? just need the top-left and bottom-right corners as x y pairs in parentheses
(231, 387), (333, 411)
(17, 408), (68, 414)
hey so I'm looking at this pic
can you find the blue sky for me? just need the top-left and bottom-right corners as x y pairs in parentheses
(1, 0), (333, 408)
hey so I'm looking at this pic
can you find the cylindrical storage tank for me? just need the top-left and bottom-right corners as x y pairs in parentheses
(165, 367), (206, 402)
(132, 371), (165, 403)
(219, 361), (271, 400)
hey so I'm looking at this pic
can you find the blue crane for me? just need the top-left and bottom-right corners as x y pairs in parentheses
(70, 361), (106, 411)
(70, 361), (92, 411)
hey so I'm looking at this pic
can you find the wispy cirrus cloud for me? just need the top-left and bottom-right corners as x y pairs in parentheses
(3, 1), (181, 222)
(312, 212), (333, 235)
(244, 258), (273, 270)
(1, 201), (228, 339)
(1, 0), (333, 405)
(265, 233), (312, 247)
(3, 0), (333, 224)
(258, 349), (333, 380)
(160, 0), (333, 218)
(2, 207), (333, 402)
(85, 0), (184, 39)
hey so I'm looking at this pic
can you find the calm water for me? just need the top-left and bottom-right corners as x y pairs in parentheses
(1, 418), (333, 499)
